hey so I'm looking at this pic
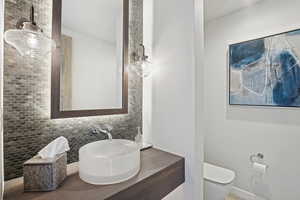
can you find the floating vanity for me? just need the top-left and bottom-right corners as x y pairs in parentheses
(4, 148), (185, 200)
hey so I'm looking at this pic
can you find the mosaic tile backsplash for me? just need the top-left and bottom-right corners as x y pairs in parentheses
(4, 0), (143, 180)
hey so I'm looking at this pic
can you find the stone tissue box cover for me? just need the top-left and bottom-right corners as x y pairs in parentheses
(23, 153), (67, 192)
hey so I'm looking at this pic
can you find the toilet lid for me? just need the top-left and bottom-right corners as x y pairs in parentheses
(204, 163), (235, 184)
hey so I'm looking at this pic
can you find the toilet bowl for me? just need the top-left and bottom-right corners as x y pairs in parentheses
(204, 163), (236, 200)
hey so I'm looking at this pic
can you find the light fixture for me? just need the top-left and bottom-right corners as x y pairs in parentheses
(4, 5), (56, 58)
(130, 44), (153, 78)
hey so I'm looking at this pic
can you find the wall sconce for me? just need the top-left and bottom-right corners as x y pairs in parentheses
(4, 5), (56, 58)
(130, 44), (153, 78)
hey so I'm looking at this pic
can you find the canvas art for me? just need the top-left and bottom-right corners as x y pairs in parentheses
(229, 29), (300, 107)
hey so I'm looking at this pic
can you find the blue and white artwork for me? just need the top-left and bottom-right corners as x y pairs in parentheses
(229, 29), (300, 107)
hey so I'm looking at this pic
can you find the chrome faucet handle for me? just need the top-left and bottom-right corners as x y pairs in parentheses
(92, 125), (113, 141)
(95, 124), (112, 132)
(91, 127), (99, 134)
(103, 124), (113, 132)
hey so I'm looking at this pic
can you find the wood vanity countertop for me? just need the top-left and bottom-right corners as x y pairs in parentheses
(4, 148), (185, 200)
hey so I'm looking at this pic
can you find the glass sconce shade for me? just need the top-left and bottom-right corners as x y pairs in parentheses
(4, 28), (55, 58)
(4, 6), (56, 58)
(130, 44), (153, 78)
(130, 59), (153, 78)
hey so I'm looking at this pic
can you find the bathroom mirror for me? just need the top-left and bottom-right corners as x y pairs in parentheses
(51, 0), (129, 118)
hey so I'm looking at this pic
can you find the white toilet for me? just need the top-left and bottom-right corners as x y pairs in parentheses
(204, 163), (236, 200)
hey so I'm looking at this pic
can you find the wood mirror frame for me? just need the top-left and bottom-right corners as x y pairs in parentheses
(51, 0), (129, 119)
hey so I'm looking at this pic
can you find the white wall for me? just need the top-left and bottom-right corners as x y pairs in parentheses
(143, 0), (153, 145)
(204, 0), (300, 199)
(62, 27), (122, 110)
(148, 0), (204, 199)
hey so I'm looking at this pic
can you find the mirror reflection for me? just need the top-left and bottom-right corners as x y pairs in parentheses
(60, 0), (124, 111)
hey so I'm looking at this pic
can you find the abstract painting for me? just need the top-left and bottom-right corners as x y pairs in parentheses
(229, 29), (300, 107)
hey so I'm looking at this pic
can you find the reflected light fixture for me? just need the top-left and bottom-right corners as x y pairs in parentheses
(130, 44), (153, 78)
(4, 5), (56, 58)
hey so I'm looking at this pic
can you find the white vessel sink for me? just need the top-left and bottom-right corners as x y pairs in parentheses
(79, 139), (140, 185)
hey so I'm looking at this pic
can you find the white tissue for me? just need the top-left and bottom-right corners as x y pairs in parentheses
(252, 162), (268, 174)
(38, 136), (70, 159)
(251, 163), (271, 199)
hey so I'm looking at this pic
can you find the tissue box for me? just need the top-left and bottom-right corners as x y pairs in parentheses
(23, 153), (67, 192)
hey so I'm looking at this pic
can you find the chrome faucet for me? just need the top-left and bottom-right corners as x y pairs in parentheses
(91, 125), (113, 141)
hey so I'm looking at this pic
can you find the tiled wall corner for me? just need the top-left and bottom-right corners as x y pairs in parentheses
(3, 0), (143, 180)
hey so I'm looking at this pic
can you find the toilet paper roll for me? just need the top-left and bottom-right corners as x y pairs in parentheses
(252, 162), (268, 174)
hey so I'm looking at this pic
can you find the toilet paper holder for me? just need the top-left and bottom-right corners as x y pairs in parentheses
(250, 153), (264, 164)
(250, 153), (269, 173)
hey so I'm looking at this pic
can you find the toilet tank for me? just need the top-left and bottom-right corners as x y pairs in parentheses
(204, 163), (236, 200)
(204, 163), (235, 184)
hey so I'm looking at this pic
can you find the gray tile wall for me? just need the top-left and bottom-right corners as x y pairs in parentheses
(3, 0), (143, 180)
(1, 0), (4, 194)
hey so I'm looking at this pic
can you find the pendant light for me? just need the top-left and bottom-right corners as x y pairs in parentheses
(4, 5), (56, 58)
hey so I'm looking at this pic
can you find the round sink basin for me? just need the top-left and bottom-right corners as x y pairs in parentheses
(79, 139), (140, 185)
